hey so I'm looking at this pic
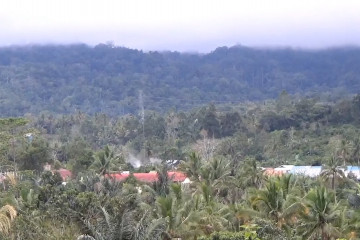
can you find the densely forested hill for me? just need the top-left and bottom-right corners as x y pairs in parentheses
(0, 44), (360, 116)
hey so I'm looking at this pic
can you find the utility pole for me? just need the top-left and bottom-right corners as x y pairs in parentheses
(139, 90), (146, 160)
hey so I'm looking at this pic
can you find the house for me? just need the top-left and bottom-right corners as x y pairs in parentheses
(106, 171), (188, 183)
(44, 163), (72, 182)
(344, 166), (360, 180)
(263, 168), (285, 176)
(263, 165), (294, 176)
(55, 168), (72, 181)
(290, 166), (322, 178)
(305, 166), (322, 177)
(43, 163), (72, 182)
(275, 165), (295, 173)
(265, 165), (360, 179)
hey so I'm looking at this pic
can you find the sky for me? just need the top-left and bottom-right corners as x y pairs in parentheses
(0, 0), (360, 52)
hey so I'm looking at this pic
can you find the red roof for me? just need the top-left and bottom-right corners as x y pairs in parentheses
(168, 171), (187, 182)
(109, 173), (130, 181)
(106, 171), (187, 183)
(263, 168), (284, 176)
(54, 168), (72, 181)
(133, 172), (158, 182)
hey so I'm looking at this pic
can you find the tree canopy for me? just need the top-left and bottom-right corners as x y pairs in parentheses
(0, 44), (360, 116)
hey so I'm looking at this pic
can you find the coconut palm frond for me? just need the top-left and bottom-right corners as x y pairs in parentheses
(0, 205), (17, 235)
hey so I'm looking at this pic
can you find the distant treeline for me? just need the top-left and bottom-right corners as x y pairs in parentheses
(0, 44), (360, 116)
(2, 94), (360, 173)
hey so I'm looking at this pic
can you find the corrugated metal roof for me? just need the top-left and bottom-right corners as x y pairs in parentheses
(307, 166), (322, 177)
(345, 166), (360, 179)
(290, 166), (309, 175)
(288, 166), (322, 177)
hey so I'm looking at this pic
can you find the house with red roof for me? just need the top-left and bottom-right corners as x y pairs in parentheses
(106, 171), (188, 183)
(55, 168), (72, 181)
(43, 163), (72, 182)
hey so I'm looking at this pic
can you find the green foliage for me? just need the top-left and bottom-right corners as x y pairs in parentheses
(0, 118), (28, 130)
(40, 171), (63, 186)
(297, 186), (345, 240)
(178, 152), (202, 181)
(198, 225), (261, 240)
(18, 138), (50, 171)
(152, 164), (170, 196)
(0, 117), (29, 165)
(1, 45), (360, 116)
(91, 145), (125, 175)
(1, 64), (360, 239)
(12, 94), (360, 170)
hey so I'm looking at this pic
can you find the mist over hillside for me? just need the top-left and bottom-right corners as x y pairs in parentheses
(0, 44), (359, 116)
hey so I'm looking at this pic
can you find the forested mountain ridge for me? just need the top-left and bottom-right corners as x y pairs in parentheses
(1, 44), (360, 116)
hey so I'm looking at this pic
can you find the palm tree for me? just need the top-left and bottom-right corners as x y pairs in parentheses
(197, 183), (230, 235)
(133, 214), (168, 240)
(297, 186), (344, 240)
(198, 203), (230, 236)
(250, 175), (302, 232)
(207, 157), (231, 183)
(156, 193), (203, 239)
(91, 145), (124, 176)
(351, 138), (360, 165)
(227, 203), (261, 232)
(338, 139), (350, 166)
(347, 209), (360, 240)
(0, 204), (17, 235)
(200, 157), (233, 195)
(155, 181), (230, 239)
(88, 207), (167, 240)
(320, 156), (345, 190)
(240, 158), (265, 188)
(178, 152), (202, 182)
(153, 164), (170, 196)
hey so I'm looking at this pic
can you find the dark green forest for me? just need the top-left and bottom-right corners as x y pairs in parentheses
(1, 44), (360, 116)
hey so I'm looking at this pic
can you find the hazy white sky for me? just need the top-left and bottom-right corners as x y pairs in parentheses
(1, 0), (360, 52)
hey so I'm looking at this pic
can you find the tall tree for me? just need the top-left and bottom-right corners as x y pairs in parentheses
(178, 152), (202, 182)
(241, 158), (264, 188)
(320, 157), (345, 190)
(352, 138), (360, 166)
(338, 139), (350, 166)
(298, 186), (344, 240)
(250, 175), (302, 231)
(91, 146), (124, 176)
(18, 138), (50, 171)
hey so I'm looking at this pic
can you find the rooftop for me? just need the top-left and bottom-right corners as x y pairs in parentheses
(106, 171), (187, 183)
